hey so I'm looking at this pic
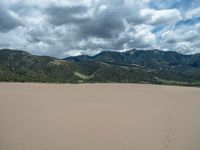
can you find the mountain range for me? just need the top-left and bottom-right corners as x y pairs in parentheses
(0, 49), (200, 86)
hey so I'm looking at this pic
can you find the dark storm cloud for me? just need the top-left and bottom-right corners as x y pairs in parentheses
(79, 10), (125, 39)
(45, 5), (90, 26)
(0, 5), (22, 32)
(44, 2), (126, 39)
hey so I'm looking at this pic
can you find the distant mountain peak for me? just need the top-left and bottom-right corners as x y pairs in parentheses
(1, 49), (200, 86)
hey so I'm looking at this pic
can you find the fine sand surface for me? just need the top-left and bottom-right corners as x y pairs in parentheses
(0, 83), (200, 150)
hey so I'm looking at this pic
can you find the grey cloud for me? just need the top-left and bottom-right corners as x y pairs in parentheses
(44, 1), (127, 39)
(79, 10), (125, 39)
(0, 5), (22, 32)
(45, 5), (90, 26)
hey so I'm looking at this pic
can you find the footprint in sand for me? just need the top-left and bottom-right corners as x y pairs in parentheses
(163, 100), (181, 150)
(164, 118), (174, 150)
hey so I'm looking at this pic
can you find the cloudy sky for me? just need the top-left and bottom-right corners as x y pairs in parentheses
(0, 0), (200, 58)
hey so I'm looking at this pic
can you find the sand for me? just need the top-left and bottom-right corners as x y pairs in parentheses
(0, 83), (200, 150)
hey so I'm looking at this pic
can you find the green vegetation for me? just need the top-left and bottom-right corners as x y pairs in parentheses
(1, 49), (200, 87)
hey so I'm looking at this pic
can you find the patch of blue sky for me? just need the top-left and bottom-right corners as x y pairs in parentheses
(151, 25), (167, 33)
(149, 0), (200, 10)
(175, 17), (200, 28)
(149, 0), (180, 9)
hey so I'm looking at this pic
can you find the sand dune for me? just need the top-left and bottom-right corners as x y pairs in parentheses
(0, 83), (200, 150)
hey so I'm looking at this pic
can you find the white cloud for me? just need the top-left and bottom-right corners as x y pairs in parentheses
(185, 7), (200, 19)
(134, 25), (156, 46)
(161, 30), (177, 44)
(141, 8), (182, 25)
(159, 22), (200, 54)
